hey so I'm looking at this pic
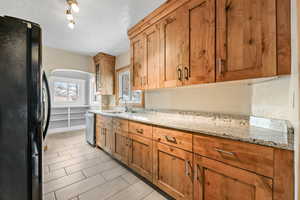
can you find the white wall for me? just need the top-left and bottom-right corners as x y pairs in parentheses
(115, 51), (130, 70)
(42, 46), (95, 74)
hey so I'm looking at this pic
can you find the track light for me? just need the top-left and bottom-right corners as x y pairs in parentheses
(66, 9), (73, 21)
(67, 0), (79, 13)
(68, 20), (75, 29)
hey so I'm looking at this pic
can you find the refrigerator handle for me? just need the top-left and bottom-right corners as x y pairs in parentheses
(42, 72), (51, 140)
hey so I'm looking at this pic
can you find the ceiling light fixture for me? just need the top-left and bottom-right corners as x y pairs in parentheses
(67, 0), (79, 13)
(68, 20), (75, 29)
(66, 9), (74, 21)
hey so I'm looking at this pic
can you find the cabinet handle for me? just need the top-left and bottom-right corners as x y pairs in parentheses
(184, 67), (189, 80)
(215, 148), (235, 156)
(196, 164), (202, 183)
(185, 160), (191, 177)
(217, 58), (225, 75)
(136, 129), (144, 134)
(165, 135), (177, 144)
(177, 67), (182, 81)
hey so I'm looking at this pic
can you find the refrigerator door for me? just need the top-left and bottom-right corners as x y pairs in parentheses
(0, 16), (43, 200)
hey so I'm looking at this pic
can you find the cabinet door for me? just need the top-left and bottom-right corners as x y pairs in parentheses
(216, 0), (277, 82)
(153, 142), (193, 200)
(159, 5), (189, 88)
(184, 0), (215, 85)
(112, 131), (129, 165)
(128, 134), (153, 181)
(144, 24), (160, 90)
(96, 126), (106, 149)
(103, 128), (113, 154)
(95, 125), (102, 147)
(194, 154), (273, 200)
(131, 34), (145, 90)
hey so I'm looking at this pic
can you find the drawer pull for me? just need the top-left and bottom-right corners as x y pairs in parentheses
(185, 160), (191, 177)
(215, 148), (235, 156)
(136, 129), (144, 134)
(165, 135), (177, 144)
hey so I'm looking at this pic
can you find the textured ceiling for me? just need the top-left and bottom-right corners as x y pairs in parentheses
(0, 0), (166, 56)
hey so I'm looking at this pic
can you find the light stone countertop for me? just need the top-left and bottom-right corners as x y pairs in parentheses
(88, 109), (294, 151)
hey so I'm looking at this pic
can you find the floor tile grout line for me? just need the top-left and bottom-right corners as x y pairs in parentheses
(66, 161), (111, 176)
(55, 174), (109, 200)
(74, 175), (132, 200)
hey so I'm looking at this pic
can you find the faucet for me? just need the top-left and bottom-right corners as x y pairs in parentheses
(118, 97), (130, 112)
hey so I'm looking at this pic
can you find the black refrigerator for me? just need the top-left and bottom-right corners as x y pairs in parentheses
(0, 16), (51, 200)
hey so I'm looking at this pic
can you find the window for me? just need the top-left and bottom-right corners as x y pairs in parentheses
(89, 76), (101, 105)
(50, 77), (85, 105)
(117, 67), (142, 105)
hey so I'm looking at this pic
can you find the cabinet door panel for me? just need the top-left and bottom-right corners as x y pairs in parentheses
(128, 134), (153, 181)
(153, 142), (193, 200)
(131, 34), (145, 90)
(112, 131), (128, 165)
(159, 5), (189, 88)
(194, 154), (273, 200)
(185, 0), (215, 85)
(145, 25), (160, 90)
(216, 0), (276, 81)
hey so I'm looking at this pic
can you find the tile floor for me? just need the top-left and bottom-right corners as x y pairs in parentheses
(43, 131), (168, 200)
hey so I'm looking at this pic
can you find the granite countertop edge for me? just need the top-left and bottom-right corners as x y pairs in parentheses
(89, 110), (294, 151)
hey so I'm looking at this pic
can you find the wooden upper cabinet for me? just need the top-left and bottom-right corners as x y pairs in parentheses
(128, 0), (290, 89)
(194, 154), (273, 200)
(216, 0), (277, 82)
(93, 53), (115, 95)
(144, 25), (160, 90)
(185, 0), (216, 85)
(159, 5), (189, 88)
(131, 34), (146, 90)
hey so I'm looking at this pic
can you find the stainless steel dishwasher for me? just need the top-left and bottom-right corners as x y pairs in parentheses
(85, 112), (95, 146)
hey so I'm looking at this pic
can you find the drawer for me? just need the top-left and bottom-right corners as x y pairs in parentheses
(113, 118), (128, 132)
(193, 135), (274, 178)
(96, 115), (112, 128)
(129, 121), (152, 139)
(153, 127), (192, 152)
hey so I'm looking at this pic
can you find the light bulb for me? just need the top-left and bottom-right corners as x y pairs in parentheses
(71, 3), (79, 13)
(66, 9), (73, 21)
(68, 20), (75, 29)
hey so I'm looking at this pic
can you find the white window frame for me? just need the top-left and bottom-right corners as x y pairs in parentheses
(89, 75), (101, 105)
(117, 68), (142, 105)
(50, 76), (85, 106)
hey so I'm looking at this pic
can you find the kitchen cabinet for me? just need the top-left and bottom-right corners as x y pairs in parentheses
(144, 24), (160, 90)
(216, 0), (277, 82)
(93, 53), (115, 95)
(112, 119), (129, 164)
(95, 114), (294, 200)
(128, 0), (291, 90)
(95, 115), (113, 154)
(185, 0), (215, 84)
(130, 34), (146, 90)
(130, 24), (160, 90)
(153, 142), (193, 200)
(128, 133), (153, 181)
(159, 4), (189, 88)
(194, 154), (273, 200)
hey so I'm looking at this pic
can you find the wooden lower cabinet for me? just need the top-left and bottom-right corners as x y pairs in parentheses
(96, 127), (113, 154)
(194, 154), (273, 200)
(128, 133), (153, 181)
(112, 130), (129, 165)
(153, 142), (193, 200)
